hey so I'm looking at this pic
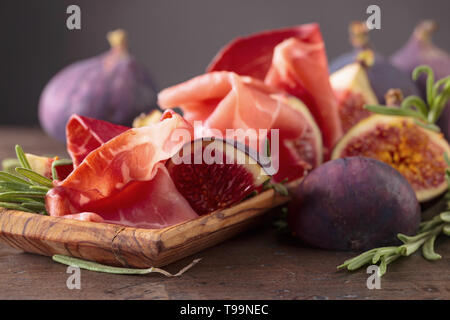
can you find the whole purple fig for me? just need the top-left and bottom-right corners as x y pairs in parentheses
(288, 157), (421, 251)
(38, 29), (157, 141)
(390, 20), (450, 139)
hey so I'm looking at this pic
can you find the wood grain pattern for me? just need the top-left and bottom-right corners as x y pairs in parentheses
(0, 185), (292, 268)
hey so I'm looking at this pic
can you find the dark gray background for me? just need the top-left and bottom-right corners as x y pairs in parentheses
(1, 0), (449, 126)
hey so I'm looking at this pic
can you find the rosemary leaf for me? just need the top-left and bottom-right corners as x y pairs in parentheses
(0, 201), (35, 213)
(347, 252), (376, 271)
(440, 211), (450, 222)
(0, 181), (33, 192)
(0, 171), (32, 185)
(443, 224), (450, 236)
(401, 95), (428, 118)
(21, 201), (46, 212)
(413, 119), (441, 132)
(15, 145), (32, 170)
(364, 105), (424, 120)
(0, 191), (46, 202)
(422, 235), (441, 260)
(371, 247), (398, 264)
(15, 167), (53, 188)
(28, 185), (50, 193)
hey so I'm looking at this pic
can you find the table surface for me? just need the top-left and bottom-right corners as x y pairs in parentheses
(0, 127), (449, 300)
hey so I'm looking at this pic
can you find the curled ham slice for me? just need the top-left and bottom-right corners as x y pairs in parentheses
(207, 23), (342, 157)
(46, 112), (198, 229)
(158, 72), (311, 181)
(265, 37), (342, 155)
(66, 115), (130, 167)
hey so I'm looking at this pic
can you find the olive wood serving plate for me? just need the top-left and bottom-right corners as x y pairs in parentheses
(0, 182), (298, 268)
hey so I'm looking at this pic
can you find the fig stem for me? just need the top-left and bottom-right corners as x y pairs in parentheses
(384, 89), (404, 107)
(413, 20), (437, 43)
(349, 21), (370, 49)
(107, 29), (128, 51)
(356, 50), (375, 68)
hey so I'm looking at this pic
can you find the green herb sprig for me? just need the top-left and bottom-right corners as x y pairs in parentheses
(338, 157), (450, 277)
(0, 145), (72, 215)
(53, 254), (201, 276)
(364, 65), (450, 132)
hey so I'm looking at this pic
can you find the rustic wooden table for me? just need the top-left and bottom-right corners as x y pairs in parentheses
(0, 127), (449, 300)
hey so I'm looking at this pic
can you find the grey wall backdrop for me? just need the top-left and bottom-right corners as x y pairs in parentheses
(1, 0), (449, 126)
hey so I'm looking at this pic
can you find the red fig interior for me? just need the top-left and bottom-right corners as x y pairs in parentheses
(166, 138), (268, 215)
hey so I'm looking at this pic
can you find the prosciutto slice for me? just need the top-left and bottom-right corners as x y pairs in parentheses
(207, 23), (342, 156)
(46, 112), (198, 228)
(66, 115), (130, 167)
(158, 71), (312, 182)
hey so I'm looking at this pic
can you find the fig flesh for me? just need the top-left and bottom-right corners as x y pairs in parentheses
(132, 110), (163, 128)
(288, 157), (421, 251)
(166, 138), (268, 215)
(332, 115), (450, 202)
(330, 50), (378, 132)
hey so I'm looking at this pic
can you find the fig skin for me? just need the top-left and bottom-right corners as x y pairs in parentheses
(38, 29), (157, 142)
(288, 157), (421, 251)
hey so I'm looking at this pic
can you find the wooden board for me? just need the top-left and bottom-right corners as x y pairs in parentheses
(0, 186), (291, 268)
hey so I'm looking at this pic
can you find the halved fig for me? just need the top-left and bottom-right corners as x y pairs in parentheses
(330, 50), (378, 132)
(271, 94), (323, 182)
(25, 153), (73, 181)
(166, 138), (269, 215)
(332, 115), (450, 202)
(132, 109), (163, 128)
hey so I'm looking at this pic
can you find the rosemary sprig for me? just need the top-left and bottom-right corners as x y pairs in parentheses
(338, 160), (450, 276)
(337, 211), (450, 277)
(52, 255), (201, 277)
(364, 65), (450, 132)
(0, 145), (69, 215)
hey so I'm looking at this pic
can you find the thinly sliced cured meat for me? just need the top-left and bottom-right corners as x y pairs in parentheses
(207, 23), (342, 156)
(158, 72), (320, 182)
(46, 112), (198, 229)
(207, 24), (321, 80)
(66, 114), (130, 167)
(265, 37), (343, 155)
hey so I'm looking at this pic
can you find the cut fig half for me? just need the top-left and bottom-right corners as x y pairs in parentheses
(166, 138), (269, 215)
(132, 109), (163, 128)
(332, 115), (450, 202)
(330, 50), (379, 132)
(270, 94), (323, 182)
